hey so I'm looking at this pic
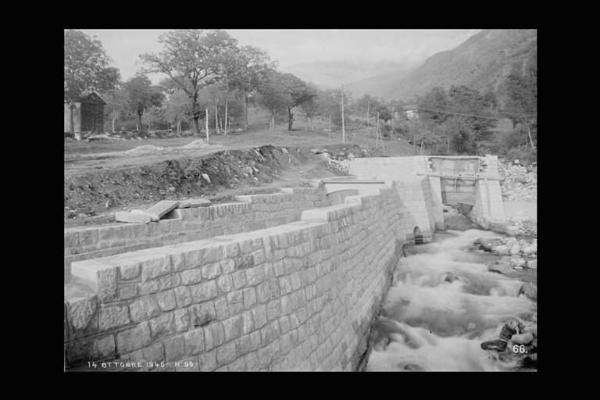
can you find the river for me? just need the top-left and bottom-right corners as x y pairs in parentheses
(365, 229), (537, 372)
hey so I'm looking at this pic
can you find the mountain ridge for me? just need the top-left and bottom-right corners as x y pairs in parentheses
(345, 29), (537, 101)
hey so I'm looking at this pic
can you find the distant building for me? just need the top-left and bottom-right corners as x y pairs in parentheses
(64, 91), (106, 135)
(403, 105), (419, 120)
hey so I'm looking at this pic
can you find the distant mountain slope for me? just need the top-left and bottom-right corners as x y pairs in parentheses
(281, 60), (416, 90)
(346, 29), (537, 101)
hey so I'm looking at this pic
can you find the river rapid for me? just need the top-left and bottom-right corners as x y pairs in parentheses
(366, 229), (537, 372)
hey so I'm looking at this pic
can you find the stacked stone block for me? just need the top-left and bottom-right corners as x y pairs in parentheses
(64, 187), (354, 280)
(65, 184), (407, 371)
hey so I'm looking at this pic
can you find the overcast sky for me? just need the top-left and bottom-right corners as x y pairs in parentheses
(79, 29), (481, 82)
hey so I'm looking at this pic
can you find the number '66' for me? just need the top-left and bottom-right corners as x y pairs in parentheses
(512, 345), (527, 353)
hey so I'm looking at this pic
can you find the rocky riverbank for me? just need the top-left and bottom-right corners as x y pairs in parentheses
(472, 236), (537, 285)
(499, 159), (537, 202)
(473, 235), (537, 370)
(480, 316), (537, 369)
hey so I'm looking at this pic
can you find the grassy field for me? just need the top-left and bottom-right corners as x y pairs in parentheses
(64, 116), (418, 178)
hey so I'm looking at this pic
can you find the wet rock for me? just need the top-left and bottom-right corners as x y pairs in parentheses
(510, 245), (521, 256)
(521, 353), (537, 369)
(481, 339), (507, 352)
(519, 283), (537, 301)
(476, 238), (503, 252)
(499, 318), (525, 340)
(492, 245), (510, 256)
(510, 257), (527, 268)
(488, 261), (512, 275)
(511, 332), (534, 345)
(443, 272), (460, 283)
(499, 325), (517, 341)
(522, 244), (537, 256)
(402, 363), (425, 371)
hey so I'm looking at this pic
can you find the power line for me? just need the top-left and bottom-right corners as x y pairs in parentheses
(416, 107), (536, 120)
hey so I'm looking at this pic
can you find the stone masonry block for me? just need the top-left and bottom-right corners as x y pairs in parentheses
(243, 287), (257, 309)
(116, 321), (151, 354)
(220, 258), (235, 274)
(223, 315), (244, 342)
(190, 281), (218, 303)
(141, 256), (171, 282)
(129, 295), (161, 323)
(241, 311), (255, 335)
(216, 274), (233, 294)
(266, 299), (281, 321)
(190, 302), (216, 328)
(119, 263), (141, 280)
(149, 312), (175, 339)
(181, 268), (203, 285)
(156, 289), (177, 311)
(227, 290), (245, 314)
(216, 341), (237, 366)
(67, 296), (97, 331)
(252, 304), (267, 330)
(174, 308), (190, 332)
(174, 286), (192, 308)
(213, 296), (230, 321)
(92, 335), (115, 358)
(164, 334), (185, 362)
(232, 270), (247, 290)
(145, 200), (180, 221)
(98, 304), (130, 331)
(202, 262), (221, 280)
(204, 322), (225, 351)
(184, 327), (205, 356)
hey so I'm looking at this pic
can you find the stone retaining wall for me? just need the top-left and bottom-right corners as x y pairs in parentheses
(64, 187), (358, 282)
(64, 183), (411, 371)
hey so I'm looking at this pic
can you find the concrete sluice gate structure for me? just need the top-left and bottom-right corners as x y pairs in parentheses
(64, 155), (507, 372)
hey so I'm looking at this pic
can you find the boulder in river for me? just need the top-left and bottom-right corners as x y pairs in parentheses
(499, 318), (525, 340)
(481, 339), (507, 352)
(519, 283), (537, 301)
(488, 260), (512, 275)
(522, 244), (537, 256)
(492, 245), (510, 255)
(510, 257), (527, 268)
(510, 244), (521, 256)
(511, 332), (534, 345)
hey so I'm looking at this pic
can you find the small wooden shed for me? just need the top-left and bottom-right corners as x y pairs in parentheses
(64, 91), (106, 135)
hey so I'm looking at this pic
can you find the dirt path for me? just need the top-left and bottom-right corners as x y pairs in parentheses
(64, 144), (359, 227)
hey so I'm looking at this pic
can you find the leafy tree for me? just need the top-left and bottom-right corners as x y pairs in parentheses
(446, 117), (477, 154)
(417, 87), (451, 125)
(279, 73), (316, 131)
(314, 89), (339, 131)
(122, 75), (164, 134)
(300, 85), (321, 131)
(501, 65), (537, 149)
(145, 105), (169, 132)
(140, 29), (239, 135)
(64, 30), (118, 101)
(227, 46), (274, 131)
(256, 70), (289, 129)
(164, 89), (191, 135)
(103, 86), (127, 134)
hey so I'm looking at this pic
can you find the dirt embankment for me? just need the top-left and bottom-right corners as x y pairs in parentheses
(64, 144), (366, 223)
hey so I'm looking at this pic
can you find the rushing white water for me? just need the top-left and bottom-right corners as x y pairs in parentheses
(366, 229), (537, 372)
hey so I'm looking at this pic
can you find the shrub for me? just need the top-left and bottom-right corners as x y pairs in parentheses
(505, 147), (537, 164)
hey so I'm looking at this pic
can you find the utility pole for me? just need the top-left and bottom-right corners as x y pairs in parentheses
(366, 99), (370, 129)
(205, 108), (209, 144)
(391, 108), (394, 137)
(341, 86), (346, 144)
(375, 111), (380, 148)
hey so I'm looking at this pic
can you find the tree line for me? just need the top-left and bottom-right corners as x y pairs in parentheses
(65, 29), (536, 158)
